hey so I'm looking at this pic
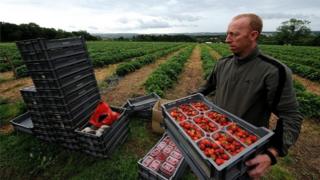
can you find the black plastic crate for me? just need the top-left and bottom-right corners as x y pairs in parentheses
(24, 52), (88, 71)
(127, 93), (160, 111)
(138, 134), (188, 180)
(37, 87), (99, 113)
(33, 73), (97, 93)
(75, 106), (129, 151)
(35, 80), (98, 102)
(49, 104), (96, 130)
(161, 93), (274, 180)
(20, 86), (40, 107)
(45, 93), (100, 122)
(82, 127), (129, 158)
(29, 60), (93, 82)
(20, 46), (86, 62)
(16, 37), (84, 53)
(10, 112), (34, 134)
(29, 112), (49, 123)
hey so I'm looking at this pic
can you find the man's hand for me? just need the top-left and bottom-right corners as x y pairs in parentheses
(245, 148), (278, 179)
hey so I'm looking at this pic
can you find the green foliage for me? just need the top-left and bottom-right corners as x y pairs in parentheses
(15, 65), (29, 78)
(201, 45), (218, 79)
(115, 45), (185, 76)
(208, 43), (232, 57)
(88, 41), (181, 67)
(294, 80), (320, 119)
(262, 165), (295, 180)
(0, 100), (27, 124)
(275, 18), (312, 45)
(1, 22), (99, 42)
(145, 45), (194, 97)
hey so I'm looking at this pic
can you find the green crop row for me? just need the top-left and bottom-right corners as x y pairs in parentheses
(200, 45), (218, 79)
(115, 45), (186, 76)
(282, 60), (320, 82)
(208, 43), (232, 57)
(294, 81), (320, 119)
(261, 47), (320, 70)
(261, 45), (320, 61)
(89, 42), (181, 67)
(145, 45), (195, 97)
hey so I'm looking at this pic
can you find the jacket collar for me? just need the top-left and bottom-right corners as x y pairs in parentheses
(234, 46), (260, 65)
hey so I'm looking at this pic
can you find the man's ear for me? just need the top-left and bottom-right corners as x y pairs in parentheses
(250, 31), (259, 41)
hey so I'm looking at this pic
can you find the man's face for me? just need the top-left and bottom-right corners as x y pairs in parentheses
(225, 17), (257, 56)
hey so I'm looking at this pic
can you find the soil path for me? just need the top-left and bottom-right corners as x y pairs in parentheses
(285, 119), (320, 179)
(164, 45), (205, 100)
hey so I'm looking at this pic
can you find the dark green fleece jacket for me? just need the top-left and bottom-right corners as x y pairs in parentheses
(198, 47), (303, 156)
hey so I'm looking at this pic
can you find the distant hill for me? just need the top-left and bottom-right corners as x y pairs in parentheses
(93, 32), (279, 39)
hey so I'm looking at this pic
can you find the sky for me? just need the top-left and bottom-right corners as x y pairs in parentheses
(1, 0), (320, 34)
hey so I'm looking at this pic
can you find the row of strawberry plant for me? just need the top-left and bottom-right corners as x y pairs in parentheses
(280, 60), (320, 82)
(261, 45), (320, 61)
(294, 81), (320, 119)
(261, 46), (320, 69)
(115, 44), (186, 76)
(0, 43), (22, 72)
(201, 45), (218, 79)
(89, 42), (182, 67)
(208, 43), (231, 57)
(145, 45), (195, 97)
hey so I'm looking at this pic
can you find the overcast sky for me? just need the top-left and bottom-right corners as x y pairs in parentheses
(1, 0), (320, 34)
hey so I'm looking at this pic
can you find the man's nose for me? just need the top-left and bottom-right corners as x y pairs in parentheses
(225, 34), (231, 43)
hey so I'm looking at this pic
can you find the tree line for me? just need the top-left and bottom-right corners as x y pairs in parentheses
(0, 22), (100, 42)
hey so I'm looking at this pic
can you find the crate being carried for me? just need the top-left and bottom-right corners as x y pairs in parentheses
(161, 93), (274, 180)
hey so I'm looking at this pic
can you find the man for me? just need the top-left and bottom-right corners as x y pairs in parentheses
(197, 13), (303, 179)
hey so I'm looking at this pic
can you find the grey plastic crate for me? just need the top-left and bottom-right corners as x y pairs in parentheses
(75, 107), (129, 150)
(127, 93), (160, 111)
(161, 93), (274, 180)
(138, 133), (188, 180)
(10, 112), (34, 134)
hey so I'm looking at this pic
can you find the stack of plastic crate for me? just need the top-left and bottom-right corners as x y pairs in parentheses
(16, 37), (101, 150)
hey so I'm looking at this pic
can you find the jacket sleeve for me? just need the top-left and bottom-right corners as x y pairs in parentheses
(197, 63), (218, 96)
(265, 67), (303, 157)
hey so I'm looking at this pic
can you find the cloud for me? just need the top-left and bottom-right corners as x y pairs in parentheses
(164, 14), (201, 22)
(137, 19), (171, 29)
(260, 13), (318, 20)
(88, 26), (98, 30)
(1, 0), (320, 33)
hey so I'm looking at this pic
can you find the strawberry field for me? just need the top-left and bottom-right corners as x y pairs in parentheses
(0, 41), (319, 179)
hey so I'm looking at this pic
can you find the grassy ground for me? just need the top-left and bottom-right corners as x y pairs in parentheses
(0, 118), (196, 179)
